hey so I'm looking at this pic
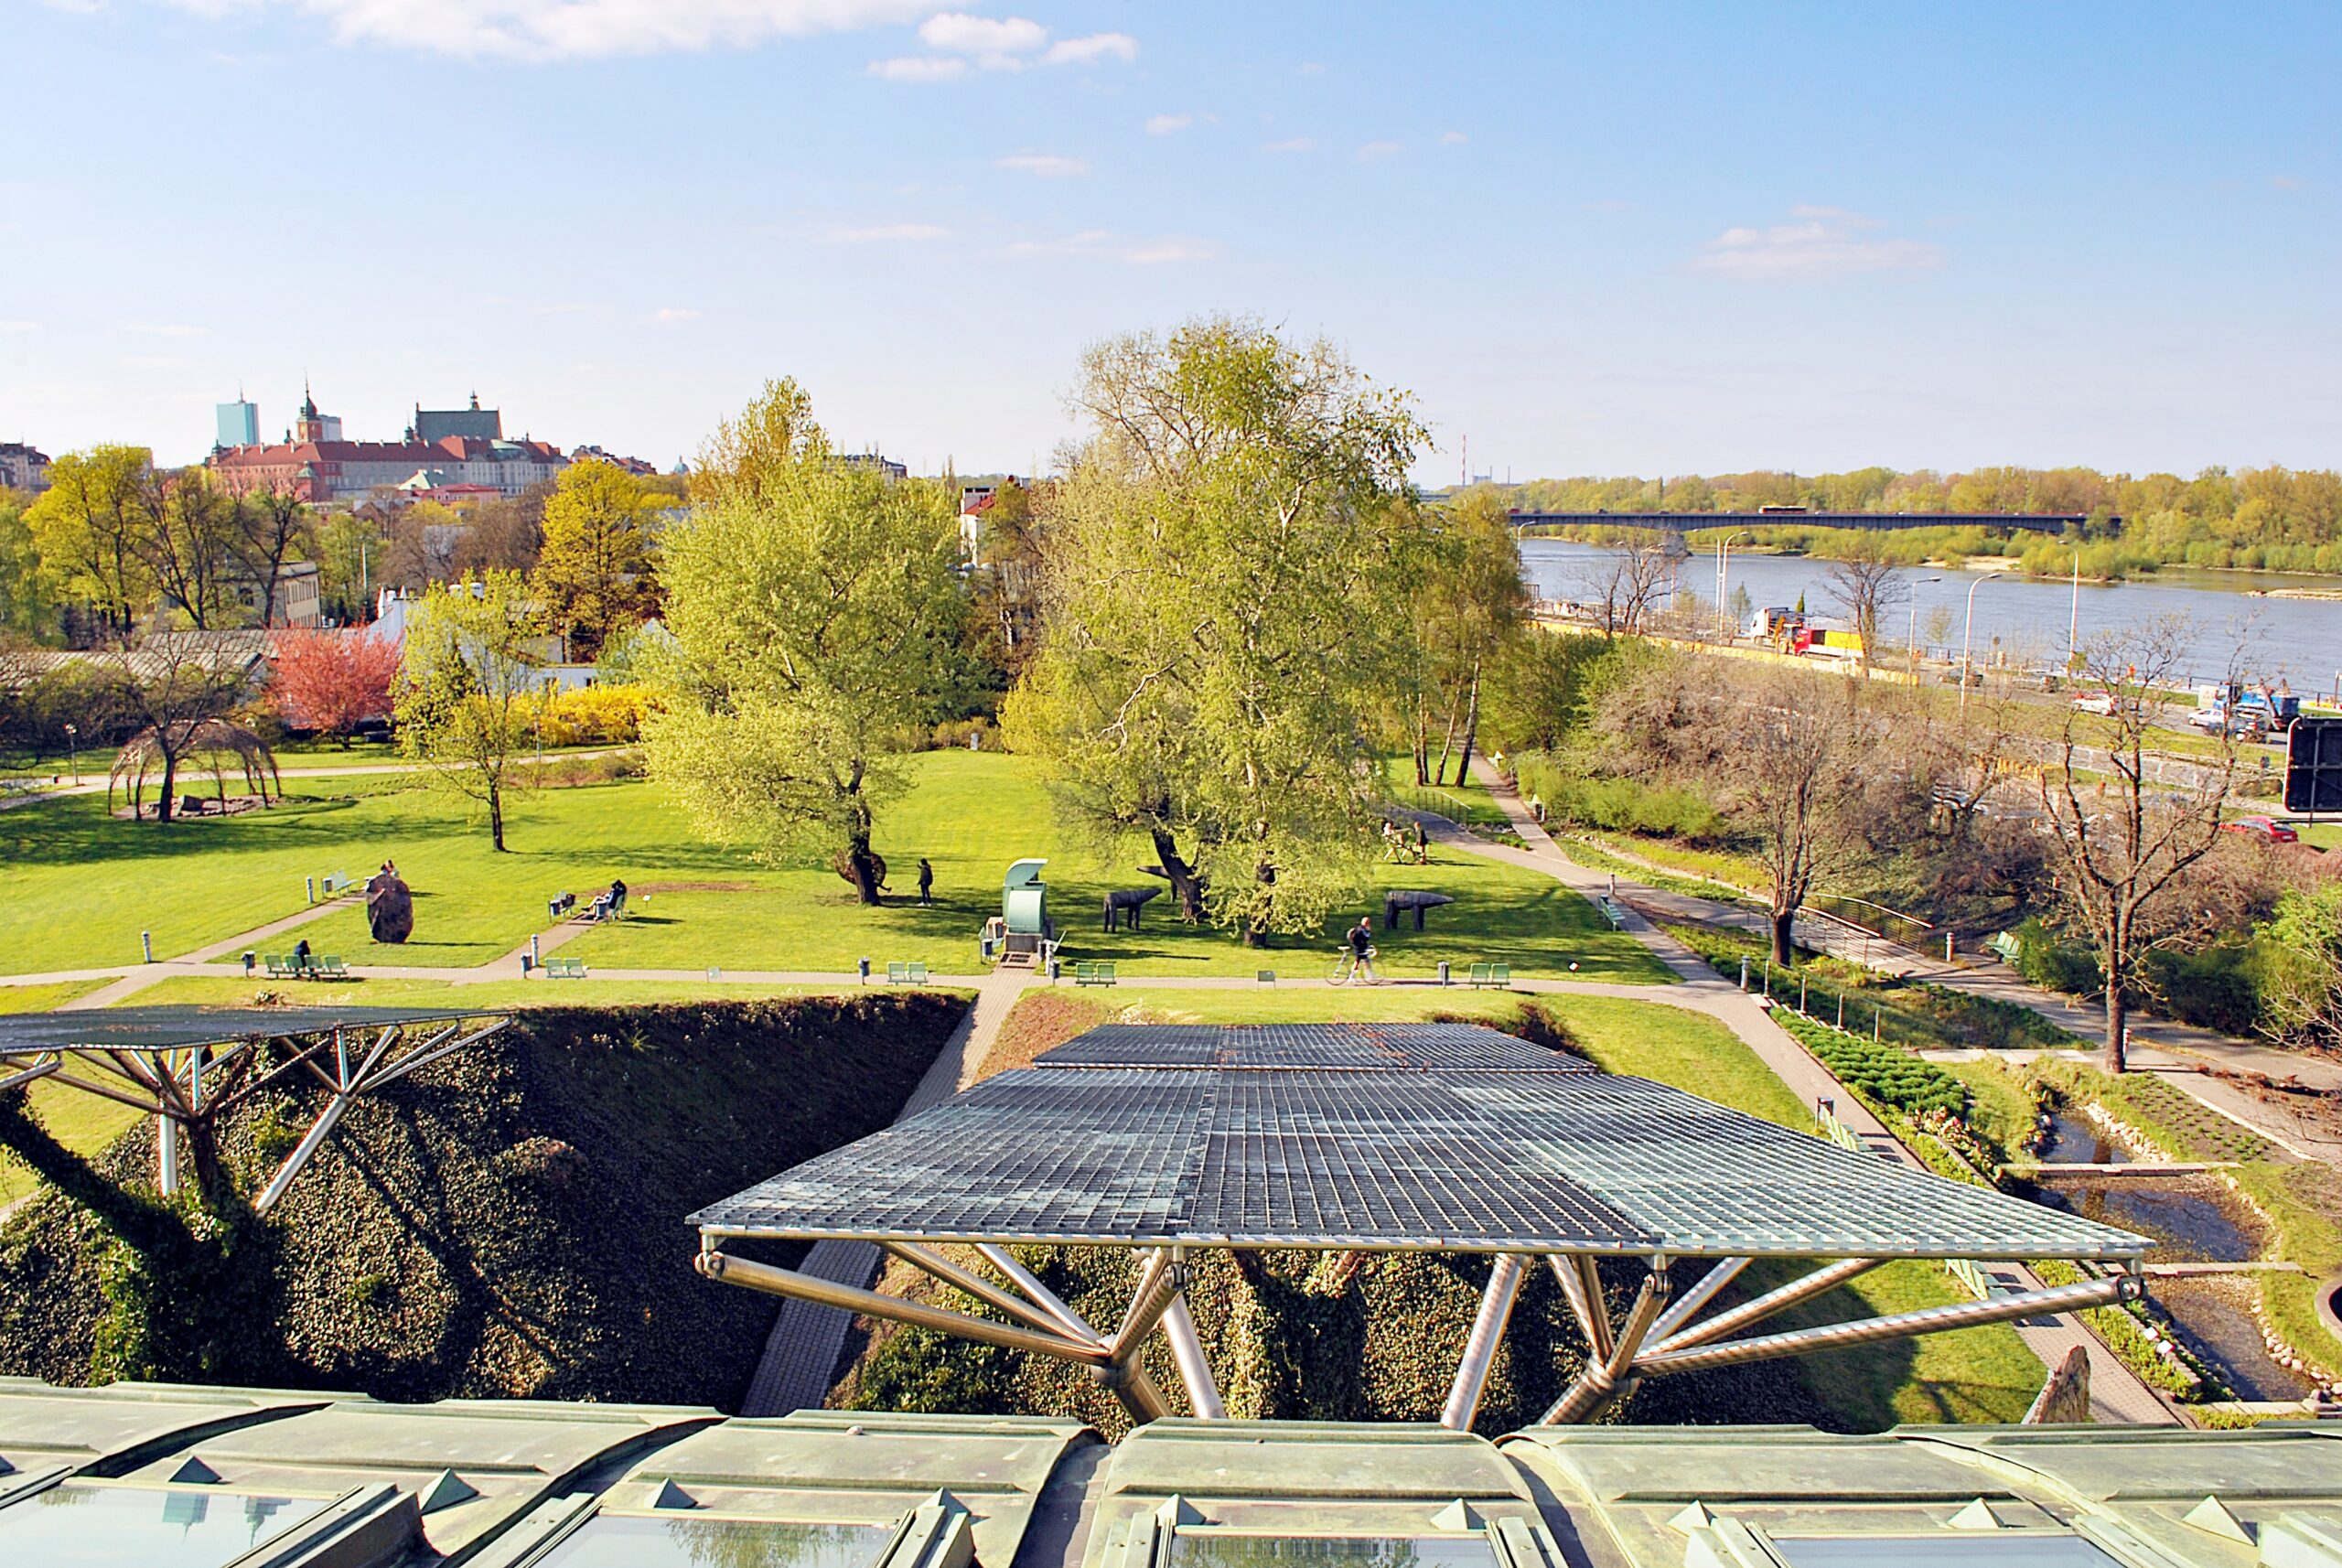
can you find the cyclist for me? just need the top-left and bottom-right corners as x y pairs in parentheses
(1344, 914), (1378, 983)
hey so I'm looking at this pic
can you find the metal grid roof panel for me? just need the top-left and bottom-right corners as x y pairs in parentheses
(1035, 1023), (1586, 1073)
(693, 1051), (2145, 1260)
(0, 1004), (499, 1056)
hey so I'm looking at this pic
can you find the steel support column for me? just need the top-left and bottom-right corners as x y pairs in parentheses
(1441, 1253), (1525, 1432)
(1647, 1256), (1750, 1344)
(975, 1243), (1107, 1346)
(882, 1241), (1092, 1342)
(1543, 1266), (1671, 1425)
(697, 1251), (1110, 1364)
(1632, 1276), (2130, 1376)
(1644, 1257), (1885, 1355)
(1161, 1295), (1226, 1419)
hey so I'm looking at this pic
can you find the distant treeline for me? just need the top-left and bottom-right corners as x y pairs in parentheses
(1499, 465), (2342, 578)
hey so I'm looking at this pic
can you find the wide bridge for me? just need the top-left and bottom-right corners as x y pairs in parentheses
(1506, 509), (2099, 534)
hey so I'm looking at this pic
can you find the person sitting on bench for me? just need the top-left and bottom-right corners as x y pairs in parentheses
(607, 877), (627, 915)
(292, 938), (313, 972)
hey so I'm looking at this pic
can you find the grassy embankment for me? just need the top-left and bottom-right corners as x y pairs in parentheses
(0, 752), (1669, 985)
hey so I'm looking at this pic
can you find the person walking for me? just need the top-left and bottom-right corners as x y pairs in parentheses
(1344, 914), (1377, 983)
(917, 858), (934, 907)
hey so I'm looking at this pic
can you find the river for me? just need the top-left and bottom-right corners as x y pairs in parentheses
(1519, 538), (2342, 694)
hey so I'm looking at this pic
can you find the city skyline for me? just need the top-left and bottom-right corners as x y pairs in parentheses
(4, 0), (2337, 479)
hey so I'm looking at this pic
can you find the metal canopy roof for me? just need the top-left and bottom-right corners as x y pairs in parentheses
(1035, 1024), (1592, 1072)
(0, 1004), (495, 1057)
(693, 1028), (2146, 1262)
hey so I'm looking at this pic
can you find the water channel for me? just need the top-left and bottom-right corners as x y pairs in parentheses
(2024, 1111), (2310, 1401)
(1518, 538), (2342, 693)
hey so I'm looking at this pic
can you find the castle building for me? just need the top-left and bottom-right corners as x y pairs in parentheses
(207, 385), (566, 503)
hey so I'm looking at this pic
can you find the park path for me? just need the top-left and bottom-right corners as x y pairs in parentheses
(737, 965), (1036, 1416)
(1452, 758), (2175, 1424)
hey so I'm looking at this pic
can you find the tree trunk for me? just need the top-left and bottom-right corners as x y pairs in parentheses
(1770, 907), (1796, 968)
(1432, 698), (1461, 787)
(1456, 660), (1484, 783)
(488, 782), (506, 852)
(1149, 827), (1208, 923)
(1241, 856), (1274, 947)
(2103, 983), (2128, 1074)
(155, 747), (178, 823)
(842, 828), (885, 905)
(1413, 693), (1431, 786)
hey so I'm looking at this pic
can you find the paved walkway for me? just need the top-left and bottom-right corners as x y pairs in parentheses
(738, 965), (1036, 1415)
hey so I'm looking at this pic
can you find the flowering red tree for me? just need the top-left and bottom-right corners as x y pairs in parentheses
(269, 628), (401, 746)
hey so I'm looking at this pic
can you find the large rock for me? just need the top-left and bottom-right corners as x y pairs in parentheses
(366, 872), (414, 944)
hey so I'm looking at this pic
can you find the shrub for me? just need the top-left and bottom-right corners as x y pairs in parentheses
(1778, 1013), (1966, 1116)
(2006, 917), (2100, 995)
(2142, 940), (2263, 1036)
(535, 682), (656, 746)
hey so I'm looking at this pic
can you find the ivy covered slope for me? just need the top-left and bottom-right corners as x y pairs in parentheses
(0, 995), (962, 1407)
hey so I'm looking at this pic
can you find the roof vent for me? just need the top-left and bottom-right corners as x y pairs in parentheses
(168, 1456), (221, 1485)
(652, 1479), (699, 1510)
(1155, 1496), (1204, 1527)
(419, 1469), (478, 1514)
(2181, 1495), (2253, 1543)
(1947, 1499), (2003, 1530)
(1431, 1500), (1486, 1531)
(1667, 1502), (1715, 1533)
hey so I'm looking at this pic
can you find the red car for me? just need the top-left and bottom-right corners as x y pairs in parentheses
(2223, 815), (2300, 844)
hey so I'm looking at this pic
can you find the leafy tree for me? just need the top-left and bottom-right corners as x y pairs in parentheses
(1821, 541), (1907, 671)
(234, 485), (314, 627)
(26, 445), (156, 640)
(533, 458), (662, 661)
(110, 635), (256, 823)
(1005, 317), (1426, 942)
(647, 379), (967, 904)
(0, 489), (55, 638)
(142, 471), (243, 629)
(394, 573), (544, 851)
(1413, 488), (1527, 784)
(968, 478), (1047, 683)
(313, 510), (387, 624)
(2260, 882), (2342, 1047)
(270, 628), (400, 745)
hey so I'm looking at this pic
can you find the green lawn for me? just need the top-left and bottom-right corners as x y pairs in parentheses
(115, 974), (923, 1012)
(0, 981), (109, 1013)
(1, 753), (1668, 984)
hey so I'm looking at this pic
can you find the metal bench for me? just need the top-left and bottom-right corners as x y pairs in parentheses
(543, 956), (588, 979)
(311, 955), (349, 980)
(263, 954), (296, 981)
(1596, 896), (1627, 929)
(1986, 931), (2022, 965)
(1073, 960), (1118, 987)
(886, 961), (929, 985)
(1256, 969), (1276, 985)
(1467, 962), (1511, 990)
(548, 891), (576, 921)
(319, 872), (357, 897)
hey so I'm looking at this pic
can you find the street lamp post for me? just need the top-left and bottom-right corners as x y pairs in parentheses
(63, 723), (79, 786)
(1906, 575), (1941, 684)
(1715, 529), (1753, 639)
(1959, 574), (1993, 713)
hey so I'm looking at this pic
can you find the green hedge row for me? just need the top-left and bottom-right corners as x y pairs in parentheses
(1777, 1013), (1966, 1116)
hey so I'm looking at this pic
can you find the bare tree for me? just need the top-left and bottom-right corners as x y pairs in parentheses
(1730, 669), (1877, 964)
(106, 635), (257, 822)
(1823, 543), (1907, 671)
(1581, 533), (1673, 638)
(234, 484), (313, 627)
(2036, 616), (2240, 1071)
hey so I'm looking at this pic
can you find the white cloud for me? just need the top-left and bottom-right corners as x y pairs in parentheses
(1006, 230), (1216, 264)
(122, 321), (208, 338)
(1693, 208), (1944, 280)
(1144, 113), (1192, 135)
(825, 221), (950, 242)
(1438, 129), (1466, 146)
(650, 306), (702, 323)
(1262, 137), (1316, 154)
(918, 10), (1044, 64)
(0, 321), (41, 334)
(38, 0), (106, 14)
(1357, 139), (1400, 160)
(1295, 59), (1325, 74)
(159, 0), (936, 61)
(996, 152), (1089, 177)
(119, 355), (187, 370)
(1044, 31), (1134, 64)
(869, 53), (965, 79)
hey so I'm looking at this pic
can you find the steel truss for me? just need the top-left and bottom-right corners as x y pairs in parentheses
(1, 1017), (510, 1209)
(696, 1242), (2140, 1427)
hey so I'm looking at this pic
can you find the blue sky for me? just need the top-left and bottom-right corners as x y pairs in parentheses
(3, 1), (2336, 479)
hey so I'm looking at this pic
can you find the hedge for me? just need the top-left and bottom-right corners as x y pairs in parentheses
(0, 994), (963, 1408)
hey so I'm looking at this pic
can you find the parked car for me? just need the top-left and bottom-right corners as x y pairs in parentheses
(2222, 815), (2300, 844)
(2071, 691), (2119, 716)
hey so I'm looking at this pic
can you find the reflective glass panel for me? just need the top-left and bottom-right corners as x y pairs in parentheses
(1169, 1535), (1502, 1568)
(1777, 1539), (2124, 1568)
(539, 1516), (890, 1568)
(0, 1484), (319, 1567)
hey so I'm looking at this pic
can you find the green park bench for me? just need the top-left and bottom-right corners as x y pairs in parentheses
(1467, 962), (1511, 990)
(1596, 896), (1627, 929)
(263, 954), (296, 981)
(319, 872), (357, 896)
(310, 955), (349, 980)
(543, 956), (588, 980)
(1073, 960), (1118, 987)
(886, 961), (929, 985)
(1256, 970), (1277, 984)
(1985, 931), (2022, 965)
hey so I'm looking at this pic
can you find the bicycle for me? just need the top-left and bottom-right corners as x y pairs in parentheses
(1329, 945), (1382, 985)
